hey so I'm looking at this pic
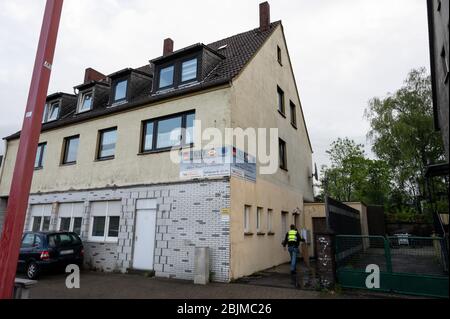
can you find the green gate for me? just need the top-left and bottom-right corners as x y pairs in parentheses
(335, 235), (449, 298)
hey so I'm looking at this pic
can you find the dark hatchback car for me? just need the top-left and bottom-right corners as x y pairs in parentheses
(18, 231), (84, 279)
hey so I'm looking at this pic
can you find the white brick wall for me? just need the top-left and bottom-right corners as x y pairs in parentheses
(25, 178), (231, 282)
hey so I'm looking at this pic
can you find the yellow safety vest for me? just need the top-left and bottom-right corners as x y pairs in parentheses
(288, 230), (298, 242)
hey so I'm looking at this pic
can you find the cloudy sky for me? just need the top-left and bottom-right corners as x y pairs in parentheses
(0, 0), (430, 170)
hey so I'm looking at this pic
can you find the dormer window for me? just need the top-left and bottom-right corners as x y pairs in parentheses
(159, 65), (174, 89)
(113, 79), (128, 103)
(181, 58), (197, 82)
(156, 57), (199, 91)
(43, 101), (60, 123)
(78, 90), (93, 113)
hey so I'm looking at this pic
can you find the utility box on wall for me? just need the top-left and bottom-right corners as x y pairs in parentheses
(194, 247), (210, 285)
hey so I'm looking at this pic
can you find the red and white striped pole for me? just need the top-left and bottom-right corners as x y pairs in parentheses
(0, 0), (63, 299)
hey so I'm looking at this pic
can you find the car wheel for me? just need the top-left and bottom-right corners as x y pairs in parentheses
(26, 261), (40, 280)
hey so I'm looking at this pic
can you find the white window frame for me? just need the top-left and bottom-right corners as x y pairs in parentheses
(44, 101), (60, 123)
(57, 202), (84, 235)
(88, 201), (121, 243)
(30, 204), (52, 232)
(256, 207), (263, 232)
(244, 205), (251, 233)
(267, 209), (273, 233)
(77, 89), (94, 113)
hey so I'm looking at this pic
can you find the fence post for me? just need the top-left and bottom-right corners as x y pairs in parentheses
(384, 237), (392, 273)
(314, 232), (336, 289)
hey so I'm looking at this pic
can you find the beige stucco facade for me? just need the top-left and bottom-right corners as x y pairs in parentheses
(0, 87), (232, 196)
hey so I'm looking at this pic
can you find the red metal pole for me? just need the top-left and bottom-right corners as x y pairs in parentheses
(0, 0), (63, 299)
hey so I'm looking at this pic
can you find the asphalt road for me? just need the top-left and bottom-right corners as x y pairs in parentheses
(25, 271), (343, 299)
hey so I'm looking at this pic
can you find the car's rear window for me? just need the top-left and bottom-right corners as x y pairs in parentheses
(48, 233), (81, 247)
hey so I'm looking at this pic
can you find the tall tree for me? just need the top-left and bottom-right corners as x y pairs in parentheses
(320, 138), (391, 205)
(365, 68), (445, 212)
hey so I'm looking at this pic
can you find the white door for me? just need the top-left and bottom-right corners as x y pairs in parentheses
(133, 208), (157, 270)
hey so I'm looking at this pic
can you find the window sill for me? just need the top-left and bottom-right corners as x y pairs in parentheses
(34, 167), (43, 171)
(279, 166), (288, 172)
(267, 232), (275, 236)
(244, 232), (254, 236)
(60, 162), (76, 167)
(278, 110), (286, 118)
(257, 232), (266, 236)
(95, 156), (115, 162)
(139, 144), (194, 156)
(291, 123), (298, 129)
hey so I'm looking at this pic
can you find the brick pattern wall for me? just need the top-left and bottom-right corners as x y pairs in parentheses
(25, 178), (231, 282)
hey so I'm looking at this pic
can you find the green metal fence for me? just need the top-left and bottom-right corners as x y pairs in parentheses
(336, 235), (449, 298)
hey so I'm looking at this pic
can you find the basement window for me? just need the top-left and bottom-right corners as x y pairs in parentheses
(88, 201), (121, 242)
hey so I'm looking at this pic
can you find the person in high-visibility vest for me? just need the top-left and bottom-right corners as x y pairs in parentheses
(282, 224), (305, 274)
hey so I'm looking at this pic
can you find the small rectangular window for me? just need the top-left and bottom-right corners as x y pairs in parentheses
(97, 128), (117, 160)
(34, 142), (47, 169)
(78, 91), (93, 112)
(244, 205), (251, 233)
(281, 211), (288, 236)
(45, 102), (60, 122)
(290, 101), (297, 127)
(257, 207), (263, 232)
(277, 46), (282, 65)
(277, 86), (285, 114)
(181, 58), (198, 82)
(143, 122), (154, 152)
(268, 209), (273, 233)
(159, 65), (175, 89)
(73, 217), (82, 235)
(62, 135), (80, 164)
(89, 201), (121, 242)
(107, 216), (120, 237)
(59, 218), (71, 231)
(185, 113), (195, 145)
(42, 216), (51, 231)
(279, 138), (287, 170)
(32, 217), (42, 232)
(113, 80), (128, 102)
(92, 216), (106, 237)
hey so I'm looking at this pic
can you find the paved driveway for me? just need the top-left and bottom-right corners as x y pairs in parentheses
(25, 271), (333, 299)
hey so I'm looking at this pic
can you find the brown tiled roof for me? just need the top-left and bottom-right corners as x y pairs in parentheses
(5, 21), (281, 140)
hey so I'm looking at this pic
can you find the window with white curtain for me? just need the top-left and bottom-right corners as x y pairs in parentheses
(58, 202), (84, 235)
(30, 204), (52, 232)
(88, 201), (121, 242)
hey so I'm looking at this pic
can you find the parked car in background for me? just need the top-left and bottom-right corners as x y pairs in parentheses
(17, 232), (84, 279)
(394, 232), (411, 246)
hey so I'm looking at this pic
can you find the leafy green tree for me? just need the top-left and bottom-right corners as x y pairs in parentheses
(365, 68), (445, 212)
(320, 138), (391, 205)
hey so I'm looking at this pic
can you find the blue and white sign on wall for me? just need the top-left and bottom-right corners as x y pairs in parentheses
(180, 146), (256, 183)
